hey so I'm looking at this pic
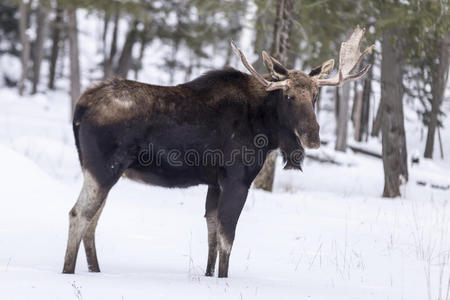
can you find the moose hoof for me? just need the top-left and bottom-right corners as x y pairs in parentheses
(205, 271), (214, 277)
(87, 264), (101, 273)
(88, 268), (101, 273)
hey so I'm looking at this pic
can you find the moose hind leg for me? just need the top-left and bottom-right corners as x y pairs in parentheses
(63, 171), (108, 274)
(217, 181), (249, 278)
(204, 186), (220, 277)
(82, 201), (106, 272)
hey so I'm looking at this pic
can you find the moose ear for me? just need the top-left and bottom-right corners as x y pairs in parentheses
(262, 51), (289, 80)
(309, 59), (335, 79)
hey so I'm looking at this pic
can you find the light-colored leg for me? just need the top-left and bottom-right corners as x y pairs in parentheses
(63, 172), (108, 274)
(82, 201), (106, 272)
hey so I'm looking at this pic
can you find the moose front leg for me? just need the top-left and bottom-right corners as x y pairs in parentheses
(204, 186), (220, 276)
(216, 180), (249, 278)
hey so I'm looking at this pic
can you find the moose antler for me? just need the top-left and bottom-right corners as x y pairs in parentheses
(231, 40), (270, 87)
(231, 40), (290, 91)
(317, 26), (374, 87)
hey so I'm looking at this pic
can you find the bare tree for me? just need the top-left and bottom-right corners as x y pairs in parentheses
(335, 83), (350, 151)
(360, 52), (374, 141)
(352, 81), (363, 141)
(253, 0), (293, 192)
(48, 5), (63, 90)
(104, 8), (120, 79)
(424, 33), (450, 158)
(67, 4), (80, 115)
(134, 21), (150, 80)
(115, 21), (139, 78)
(380, 28), (408, 197)
(18, 0), (31, 95)
(32, 4), (48, 94)
(371, 101), (382, 137)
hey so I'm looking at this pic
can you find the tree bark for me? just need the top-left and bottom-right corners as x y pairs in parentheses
(223, 9), (243, 67)
(102, 9), (110, 55)
(335, 83), (350, 151)
(48, 6), (63, 90)
(18, 0), (31, 95)
(360, 52), (374, 141)
(352, 82), (363, 142)
(371, 101), (382, 137)
(67, 5), (80, 116)
(32, 4), (48, 94)
(253, 0), (293, 192)
(115, 21), (138, 78)
(134, 22), (150, 80)
(380, 28), (408, 198)
(437, 126), (444, 159)
(253, 151), (278, 191)
(424, 34), (449, 158)
(270, 0), (293, 62)
(104, 8), (119, 79)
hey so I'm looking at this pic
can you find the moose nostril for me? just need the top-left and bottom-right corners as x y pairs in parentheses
(310, 140), (320, 149)
(309, 144), (319, 149)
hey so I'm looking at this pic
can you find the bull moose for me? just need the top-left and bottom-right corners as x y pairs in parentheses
(63, 26), (373, 277)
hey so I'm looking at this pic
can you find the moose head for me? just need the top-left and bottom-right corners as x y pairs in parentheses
(231, 26), (374, 150)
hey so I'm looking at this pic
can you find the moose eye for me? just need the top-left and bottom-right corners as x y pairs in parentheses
(285, 95), (293, 101)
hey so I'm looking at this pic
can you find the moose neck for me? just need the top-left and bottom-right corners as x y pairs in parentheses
(256, 89), (283, 150)
(257, 88), (305, 170)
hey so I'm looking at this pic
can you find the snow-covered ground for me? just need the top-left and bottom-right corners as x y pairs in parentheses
(0, 83), (449, 300)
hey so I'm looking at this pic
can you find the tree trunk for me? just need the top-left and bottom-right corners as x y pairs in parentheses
(31, 4), (48, 94)
(134, 22), (150, 80)
(223, 7), (245, 67)
(437, 126), (444, 159)
(253, 151), (278, 191)
(253, 0), (293, 192)
(335, 83), (350, 151)
(58, 37), (66, 80)
(67, 5), (80, 116)
(104, 8), (119, 79)
(168, 39), (180, 84)
(360, 52), (374, 141)
(102, 9), (110, 47)
(380, 29), (408, 198)
(352, 81), (363, 142)
(184, 49), (193, 82)
(48, 6), (63, 90)
(424, 34), (449, 158)
(18, 0), (31, 96)
(115, 21), (138, 78)
(371, 101), (382, 137)
(270, 0), (293, 62)
(101, 9), (110, 77)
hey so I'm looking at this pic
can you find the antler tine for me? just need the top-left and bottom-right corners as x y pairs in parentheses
(231, 40), (271, 87)
(318, 26), (374, 87)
